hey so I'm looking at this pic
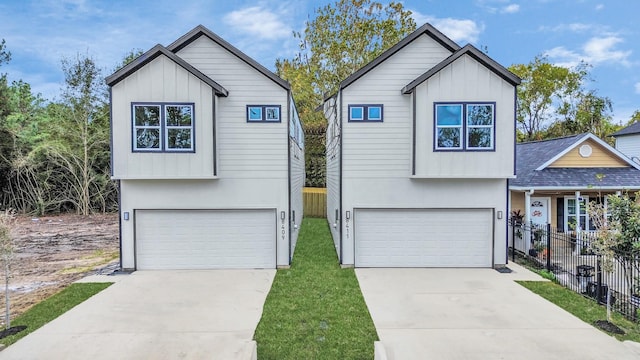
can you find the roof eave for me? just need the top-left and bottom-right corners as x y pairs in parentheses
(167, 25), (290, 91)
(105, 44), (229, 97)
(339, 23), (461, 92)
(402, 44), (521, 94)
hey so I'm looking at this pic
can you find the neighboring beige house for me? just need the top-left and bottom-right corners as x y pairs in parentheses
(324, 23), (520, 268)
(106, 25), (305, 270)
(612, 122), (640, 163)
(509, 133), (640, 246)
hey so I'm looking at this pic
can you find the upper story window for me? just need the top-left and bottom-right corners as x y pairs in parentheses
(435, 102), (495, 151)
(348, 104), (383, 122)
(247, 105), (281, 122)
(133, 103), (194, 152)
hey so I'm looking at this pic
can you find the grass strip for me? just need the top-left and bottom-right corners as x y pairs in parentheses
(1, 282), (112, 346)
(254, 218), (378, 359)
(518, 280), (640, 342)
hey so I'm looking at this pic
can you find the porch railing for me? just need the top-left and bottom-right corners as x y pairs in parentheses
(508, 219), (640, 322)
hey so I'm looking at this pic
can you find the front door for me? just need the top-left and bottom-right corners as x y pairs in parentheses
(530, 197), (550, 226)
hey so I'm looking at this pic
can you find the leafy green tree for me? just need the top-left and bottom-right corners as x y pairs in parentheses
(509, 56), (588, 141)
(589, 192), (640, 316)
(277, 0), (416, 185)
(39, 54), (112, 214)
(545, 91), (620, 142)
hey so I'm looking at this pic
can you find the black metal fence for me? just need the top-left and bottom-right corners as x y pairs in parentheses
(508, 219), (640, 322)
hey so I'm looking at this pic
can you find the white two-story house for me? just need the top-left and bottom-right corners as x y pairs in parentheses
(106, 25), (305, 270)
(325, 23), (520, 268)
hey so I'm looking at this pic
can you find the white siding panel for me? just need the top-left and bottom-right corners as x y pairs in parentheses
(341, 34), (453, 179)
(136, 209), (276, 269)
(616, 135), (640, 160)
(111, 55), (215, 179)
(325, 96), (341, 256)
(355, 209), (493, 267)
(176, 36), (288, 179)
(414, 54), (516, 178)
(290, 138), (305, 256)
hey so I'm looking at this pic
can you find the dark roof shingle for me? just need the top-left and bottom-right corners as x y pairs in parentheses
(611, 122), (640, 137)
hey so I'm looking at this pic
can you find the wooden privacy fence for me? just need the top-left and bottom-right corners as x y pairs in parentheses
(303, 187), (326, 218)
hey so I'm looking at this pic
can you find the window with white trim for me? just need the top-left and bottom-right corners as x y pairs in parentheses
(435, 103), (495, 150)
(133, 103), (194, 152)
(564, 196), (611, 232)
(348, 104), (383, 122)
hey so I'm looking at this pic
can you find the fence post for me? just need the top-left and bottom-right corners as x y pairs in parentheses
(596, 255), (603, 305)
(511, 219), (516, 262)
(546, 223), (551, 271)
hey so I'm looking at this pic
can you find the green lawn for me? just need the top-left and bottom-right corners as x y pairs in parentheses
(254, 218), (378, 359)
(518, 281), (640, 342)
(1, 282), (112, 346)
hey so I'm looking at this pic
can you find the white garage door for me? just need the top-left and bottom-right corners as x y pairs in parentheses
(355, 209), (493, 267)
(135, 209), (276, 270)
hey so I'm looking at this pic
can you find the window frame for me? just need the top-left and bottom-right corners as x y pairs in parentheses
(348, 104), (384, 122)
(247, 105), (281, 123)
(131, 102), (195, 153)
(434, 102), (496, 152)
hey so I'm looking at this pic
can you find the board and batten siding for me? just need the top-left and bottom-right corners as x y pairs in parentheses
(616, 135), (640, 161)
(413, 54), (516, 178)
(549, 139), (628, 168)
(289, 139), (305, 256)
(341, 34), (452, 179)
(111, 55), (215, 179)
(175, 35), (288, 179)
(325, 95), (342, 257)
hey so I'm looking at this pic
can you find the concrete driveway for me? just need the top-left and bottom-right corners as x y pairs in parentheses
(357, 263), (640, 360)
(0, 270), (275, 360)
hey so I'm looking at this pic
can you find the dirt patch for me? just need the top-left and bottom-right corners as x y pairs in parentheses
(0, 213), (118, 327)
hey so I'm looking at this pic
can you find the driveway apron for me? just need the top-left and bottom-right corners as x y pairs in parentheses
(0, 270), (275, 360)
(357, 263), (639, 360)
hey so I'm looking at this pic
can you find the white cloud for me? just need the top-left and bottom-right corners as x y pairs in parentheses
(411, 11), (483, 44)
(545, 36), (632, 68)
(595, 4), (605, 11)
(634, 82), (640, 95)
(539, 23), (598, 34)
(223, 6), (291, 41)
(501, 4), (520, 14)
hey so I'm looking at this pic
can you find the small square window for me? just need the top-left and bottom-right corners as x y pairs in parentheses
(247, 106), (263, 121)
(247, 105), (281, 122)
(368, 106), (382, 121)
(350, 106), (364, 121)
(265, 106), (280, 121)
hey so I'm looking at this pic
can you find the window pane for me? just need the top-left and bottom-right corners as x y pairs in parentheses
(166, 105), (192, 126)
(368, 106), (382, 120)
(135, 105), (160, 126)
(467, 104), (493, 125)
(136, 128), (160, 149)
(567, 199), (576, 215)
(436, 105), (462, 126)
(437, 128), (460, 148)
(468, 128), (492, 148)
(265, 107), (280, 121)
(350, 107), (363, 120)
(248, 106), (262, 121)
(167, 129), (192, 149)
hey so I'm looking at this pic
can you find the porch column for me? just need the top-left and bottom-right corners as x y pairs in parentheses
(524, 190), (533, 253)
(574, 191), (581, 234)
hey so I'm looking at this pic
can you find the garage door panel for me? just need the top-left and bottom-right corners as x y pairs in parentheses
(355, 209), (492, 268)
(136, 209), (276, 270)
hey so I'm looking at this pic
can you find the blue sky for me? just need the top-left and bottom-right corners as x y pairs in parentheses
(0, 0), (638, 123)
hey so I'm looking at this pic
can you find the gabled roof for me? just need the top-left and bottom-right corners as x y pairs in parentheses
(611, 122), (640, 137)
(510, 133), (640, 189)
(402, 44), (520, 94)
(329, 23), (460, 98)
(105, 44), (228, 97)
(167, 25), (290, 90)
